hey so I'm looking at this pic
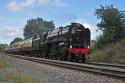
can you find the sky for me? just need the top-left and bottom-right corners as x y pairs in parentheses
(0, 0), (125, 44)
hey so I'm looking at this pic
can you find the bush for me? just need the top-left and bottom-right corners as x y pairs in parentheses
(89, 39), (125, 64)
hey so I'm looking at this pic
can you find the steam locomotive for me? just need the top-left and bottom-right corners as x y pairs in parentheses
(5, 23), (90, 63)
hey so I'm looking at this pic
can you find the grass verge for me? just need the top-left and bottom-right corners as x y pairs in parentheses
(0, 58), (8, 68)
(3, 71), (38, 83)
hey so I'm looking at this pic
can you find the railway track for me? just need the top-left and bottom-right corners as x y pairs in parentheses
(88, 62), (125, 69)
(5, 53), (125, 79)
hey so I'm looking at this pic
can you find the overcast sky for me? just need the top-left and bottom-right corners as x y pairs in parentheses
(0, 0), (125, 44)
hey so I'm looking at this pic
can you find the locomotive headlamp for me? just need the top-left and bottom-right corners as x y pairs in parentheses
(70, 45), (72, 48)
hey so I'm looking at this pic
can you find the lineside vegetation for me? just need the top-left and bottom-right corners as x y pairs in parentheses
(90, 39), (125, 64)
(5, 71), (38, 83)
(0, 58), (8, 67)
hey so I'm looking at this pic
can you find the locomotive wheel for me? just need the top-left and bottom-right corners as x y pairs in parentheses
(57, 53), (60, 60)
(67, 52), (73, 62)
(49, 55), (52, 59)
(74, 55), (78, 62)
(40, 52), (43, 58)
(52, 55), (55, 60)
(26, 52), (29, 56)
(64, 51), (68, 61)
(53, 54), (57, 60)
(66, 53), (70, 61)
(31, 51), (33, 57)
(61, 54), (65, 61)
(58, 53), (64, 61)
(82, 55), (88, 63)
(38, 51), (40, 58)
(67, 55), (70, 61)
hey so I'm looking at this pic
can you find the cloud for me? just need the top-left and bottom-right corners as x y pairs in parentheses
(38, 0), (67, 6)
(75, 19), (102, 40)
(0, 18), (7, 23)
(0, 19), (4, 23)
(7, 0), (65, 11)
(0, 27), (24, 44)
(84, 11), (95, 17)
(0, 27), (23, 39)
(83, 23), (102, 40)
(75, 19), (97, 32)
(7, 0), (36, 11)
(83, 23), (97, 32)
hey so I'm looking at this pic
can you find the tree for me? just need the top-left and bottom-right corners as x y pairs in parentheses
(0, 44), (8, 52)
(24, 17), (55, 39)
(95, 5), (125, 47)
(10, 38), (23, 45)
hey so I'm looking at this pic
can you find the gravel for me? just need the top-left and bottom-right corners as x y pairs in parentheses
(0, 54), (125, 83)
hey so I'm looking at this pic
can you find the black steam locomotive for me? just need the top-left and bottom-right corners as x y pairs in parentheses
(5, 23), (90, 63)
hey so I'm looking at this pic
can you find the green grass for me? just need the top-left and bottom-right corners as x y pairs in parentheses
(0, 58), (8, 67)
(0, 58), (39, 83)
(4, 71), (38, 83)
(89, 39), (125, 64)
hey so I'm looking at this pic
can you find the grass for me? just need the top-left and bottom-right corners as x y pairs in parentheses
(0, 57), (38, 83)
(89, 39), (125, 64)
(0, 58), (8, 67)
(3, 71), (38, 83)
